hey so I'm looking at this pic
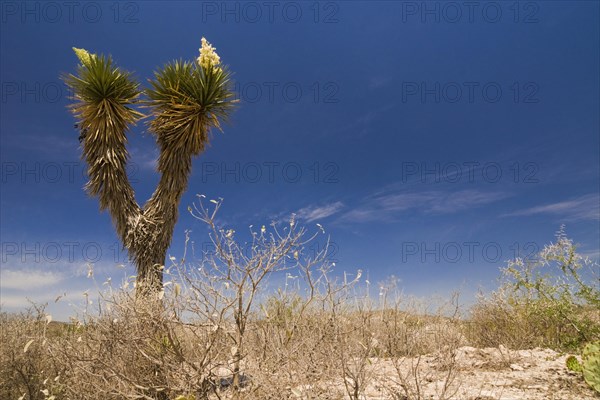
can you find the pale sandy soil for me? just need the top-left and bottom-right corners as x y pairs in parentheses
(266, 346), (599, 399)
(349, 346), (598, 400)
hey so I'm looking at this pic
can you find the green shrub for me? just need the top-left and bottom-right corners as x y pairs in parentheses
(468, 227), (600, 350)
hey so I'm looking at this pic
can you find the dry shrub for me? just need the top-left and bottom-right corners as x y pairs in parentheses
(0, 306), (63, 400)
(375, 294), (465, 400)
(1, 279), (469, 400)
(46, 287), (232, 400)
(0, 286), (484, 400)
(4, 213), (595, 399)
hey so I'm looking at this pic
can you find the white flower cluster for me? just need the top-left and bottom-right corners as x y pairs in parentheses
(73, 47), (93, 67)
(197, 37), (221, 71)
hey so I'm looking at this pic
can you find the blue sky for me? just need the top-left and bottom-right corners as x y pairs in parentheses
(1, 1), (599, 319)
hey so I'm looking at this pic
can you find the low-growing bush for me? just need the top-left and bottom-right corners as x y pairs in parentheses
(0, 307), (64, 400)
(467, 227), (600, 350)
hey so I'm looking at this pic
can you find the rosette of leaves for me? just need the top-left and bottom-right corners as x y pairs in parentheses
(145, 56), (236, 156)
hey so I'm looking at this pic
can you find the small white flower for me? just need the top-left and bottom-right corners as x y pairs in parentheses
(197, 37), (222, 71)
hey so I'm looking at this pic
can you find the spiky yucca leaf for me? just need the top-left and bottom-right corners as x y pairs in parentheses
(62, 51), (143, 247)
(63, 52), (144, 122)
(145, 60), (237, 155)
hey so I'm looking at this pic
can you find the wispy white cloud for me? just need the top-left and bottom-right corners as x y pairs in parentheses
(130, 146), (158, 171)
(368, 76), (392, 89)
(0, 261), (133, 315)
(2, 127), (78, 155)
(0, 293), (50, 308)
(0, 269), (66, 290)
(0, 263), (127, 293)
(579, 249), (600, 261)
(339, 189), (509, 223)
(296, 202), (344, 222)
(0, 267), (71, 311)
(502, 194), (599, 221)
(330, 104), (395, 137)
(429, 190), (510, 213)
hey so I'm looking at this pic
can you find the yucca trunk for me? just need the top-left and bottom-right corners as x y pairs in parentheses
(79, 119), (196, 295)
(135, 147), (194, 293)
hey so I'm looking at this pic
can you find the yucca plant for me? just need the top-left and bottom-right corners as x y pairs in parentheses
(63, 39), (237, 295)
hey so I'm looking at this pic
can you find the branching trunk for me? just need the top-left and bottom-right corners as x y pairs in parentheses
(81, 108), (195, 295)
(66, 45), (236, 298)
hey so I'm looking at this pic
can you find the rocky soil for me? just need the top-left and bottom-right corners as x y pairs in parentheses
(351, 346), (599, 400)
